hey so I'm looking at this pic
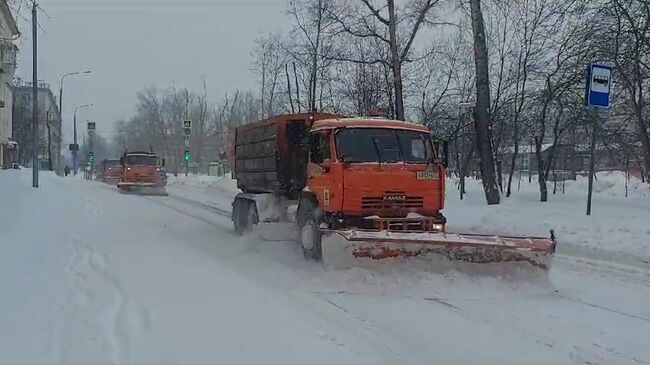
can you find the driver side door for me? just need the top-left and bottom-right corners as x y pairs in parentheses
(307, 132), (337, 212)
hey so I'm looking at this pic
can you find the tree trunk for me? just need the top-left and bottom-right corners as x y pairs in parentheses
(506, 141), (518, 197)
(634, 116), (650, 183)
(293, 62), (301, 113)
(625, 155), (629, 198)
(286, 63), (294, 113)
(538, 175), (548, 202)
(505, 112), (521, 196)
(383, 64), (395, 119)
(470, 0), (499, 205)
(534, 136), (548, 202)
(496, 156), (503, 193)
(310, 50), (318, 112)
(460, 175), (466, 200)
(459, 145), (474, 200)
(261, 58), (266, 118)
(387, 0), (405, 121)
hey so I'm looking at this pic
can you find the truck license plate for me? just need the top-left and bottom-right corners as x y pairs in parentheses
(416, 171), (439, 180)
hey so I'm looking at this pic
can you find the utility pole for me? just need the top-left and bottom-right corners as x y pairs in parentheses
(58, 83), (63, 174)
(31, 0), (39, 188)
(72, 104), (93, 175)
(185, 89), (189, 177)
(46, 111), (52, 171)
(584, 63), (612, 216)
(73, 110), (78, 175)
(59, 71), (92, 175)
(586, 109), (598, 216)
(89, 126), (94, 180)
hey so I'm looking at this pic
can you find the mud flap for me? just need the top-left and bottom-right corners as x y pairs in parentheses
(320, 229), (556, 277)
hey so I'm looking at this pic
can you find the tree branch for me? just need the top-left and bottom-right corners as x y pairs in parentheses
(360, 0), (390, 25)
(400, 0), (438, 62)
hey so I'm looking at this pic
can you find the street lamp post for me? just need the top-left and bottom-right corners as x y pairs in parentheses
(73, 103), (93, 175)
(58, 70), (91, 174)
(458, 102), (475, 201)
(46, 111), (52, 171)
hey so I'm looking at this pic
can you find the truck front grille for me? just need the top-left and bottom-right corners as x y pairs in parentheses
(361, 194), (424, 210)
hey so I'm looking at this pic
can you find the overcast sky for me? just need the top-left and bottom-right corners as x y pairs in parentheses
(14, 0), (287, 144)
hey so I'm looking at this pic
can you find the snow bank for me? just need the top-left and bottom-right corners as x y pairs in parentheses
(167, 173), (237, 190)
(446, 172), (650, 264)
(567, 171), (649, 198)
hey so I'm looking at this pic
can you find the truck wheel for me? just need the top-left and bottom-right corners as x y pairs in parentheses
(234, 199), (257, 236)
(300, 211), (322, 261)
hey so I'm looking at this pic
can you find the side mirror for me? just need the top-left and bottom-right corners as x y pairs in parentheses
(432, 139), (449, 167)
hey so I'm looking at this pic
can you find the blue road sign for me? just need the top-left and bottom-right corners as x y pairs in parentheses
(585, 64), (612, 108)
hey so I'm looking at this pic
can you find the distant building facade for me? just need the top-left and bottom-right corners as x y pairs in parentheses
(0, 0), (19, 169)
(12, 81), (62, 170)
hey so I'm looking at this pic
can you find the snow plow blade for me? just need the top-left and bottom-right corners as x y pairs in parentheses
(321, 229), (556, 273)
(117, 182), (168, 196)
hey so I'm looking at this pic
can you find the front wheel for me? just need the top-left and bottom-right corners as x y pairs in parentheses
(300, 212), (322, 261)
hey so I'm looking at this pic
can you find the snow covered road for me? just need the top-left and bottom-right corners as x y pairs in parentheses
(2, 170), (650, 364)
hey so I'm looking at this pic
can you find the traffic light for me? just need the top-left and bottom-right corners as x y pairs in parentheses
(184, 149), (191, 161)
(88, 151), (95, 164)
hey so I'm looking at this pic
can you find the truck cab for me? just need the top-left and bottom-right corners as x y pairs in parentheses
(300, 118), (447, 232)
(118, 151), (166, 192)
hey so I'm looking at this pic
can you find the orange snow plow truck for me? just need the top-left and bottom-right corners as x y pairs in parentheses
(231, 113), (556, 272)
(117, 151), (167, 196)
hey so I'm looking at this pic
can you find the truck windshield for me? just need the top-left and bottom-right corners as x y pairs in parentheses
(335, 128), (434, 163)
(125, 155), (158, 166)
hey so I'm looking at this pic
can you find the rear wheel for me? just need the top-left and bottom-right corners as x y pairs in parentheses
(300, 211), (322, 261)
(233, 199), (257, 236)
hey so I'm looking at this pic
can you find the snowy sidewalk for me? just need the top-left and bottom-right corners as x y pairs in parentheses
(0, 171), (377, 363)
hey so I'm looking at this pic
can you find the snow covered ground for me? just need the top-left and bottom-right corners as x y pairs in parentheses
(2, 169), (650, 364)
(443, 172), (650, 266)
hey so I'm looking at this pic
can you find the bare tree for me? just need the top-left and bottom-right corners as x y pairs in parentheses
(327, 0), (444, 120)
(491, 0), (569, 197)
(531, 13), (592, 201)
(599, 0), (650, 182)
(286, 0), (339, 112)
(470, 0), (500, 204)
(252, 33), (287, 117)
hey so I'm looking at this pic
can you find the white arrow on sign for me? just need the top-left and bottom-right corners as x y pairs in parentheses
(183, 120), (191, 129)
